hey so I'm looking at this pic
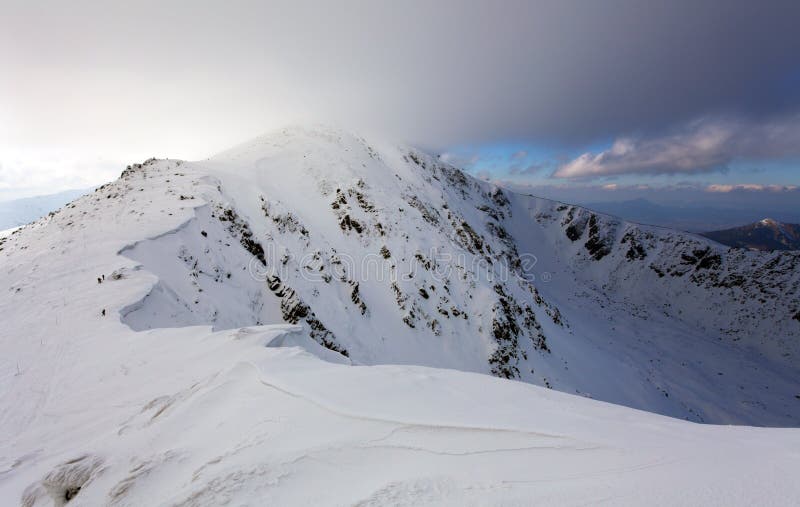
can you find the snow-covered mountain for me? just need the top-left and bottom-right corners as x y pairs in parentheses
(112, 126), (798, 426)
(702, 218), (800, 251)
(2, 126), (799, 505)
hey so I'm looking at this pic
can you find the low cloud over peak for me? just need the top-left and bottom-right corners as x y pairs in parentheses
(1, 2), (799, 197)
(554, 115), (800, 179)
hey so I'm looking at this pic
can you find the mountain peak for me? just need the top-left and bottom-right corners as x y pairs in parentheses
(3, 130), (800, 504)
(703, 218), (800, 251)
(3, 131), (800, 430)
(209, 124), (382, 161)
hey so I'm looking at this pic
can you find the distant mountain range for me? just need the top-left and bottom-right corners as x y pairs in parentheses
(583, 198), (800, 232)
(702, 219), (800, 251)
(0, 188), (89, 231)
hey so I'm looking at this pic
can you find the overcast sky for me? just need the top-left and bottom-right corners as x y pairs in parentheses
(2, 0), (799, 202)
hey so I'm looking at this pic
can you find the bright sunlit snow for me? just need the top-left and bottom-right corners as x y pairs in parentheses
(1, 127), (798, 506)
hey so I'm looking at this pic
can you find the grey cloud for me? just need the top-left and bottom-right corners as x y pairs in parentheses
(2, 0), (800, 156)
(554, 116), (800, 179)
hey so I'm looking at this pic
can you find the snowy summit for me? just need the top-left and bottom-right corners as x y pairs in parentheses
(1, 126), (799, 506)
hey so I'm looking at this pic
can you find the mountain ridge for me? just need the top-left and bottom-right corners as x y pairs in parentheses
(3, 126), (800, 505)
(4, 125), (797, 426)
(579, 197), (800, 232)
(702, 218), (800, 251)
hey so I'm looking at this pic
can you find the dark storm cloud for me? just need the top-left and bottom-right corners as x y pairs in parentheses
(2, 0), (800, 168)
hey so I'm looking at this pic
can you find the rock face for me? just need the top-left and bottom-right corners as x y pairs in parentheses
(4, 126), (798, 425)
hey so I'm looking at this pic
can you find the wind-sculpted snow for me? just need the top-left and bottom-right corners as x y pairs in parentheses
(118, 205), (285, 332)
(1, 126), (800, 505)
(7, 325), (800, 506)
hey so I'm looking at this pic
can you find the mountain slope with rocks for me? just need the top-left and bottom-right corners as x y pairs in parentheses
(1, 126), (799, 505)
(4, 126), (798, 426)
(702, 218), (800, 251)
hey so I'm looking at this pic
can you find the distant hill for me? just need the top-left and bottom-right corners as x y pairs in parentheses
(583, 198), (798, 232)
(0, 188), (89, 230)
(701, 218), (800, 251)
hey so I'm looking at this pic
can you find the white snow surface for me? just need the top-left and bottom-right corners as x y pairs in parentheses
(1, 126), (799, 505)
(0, 227), (21, 239)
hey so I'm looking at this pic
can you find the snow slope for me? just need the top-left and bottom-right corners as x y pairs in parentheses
(1, 126), (799, 505)
(4, 326), (800, 506)
(179, 125), (797, 425)
(0, 227), (20, 239)
(4, 126), (798, 426)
